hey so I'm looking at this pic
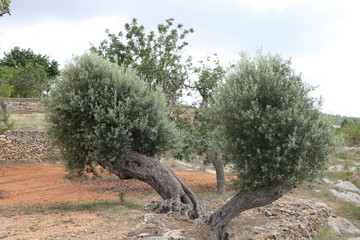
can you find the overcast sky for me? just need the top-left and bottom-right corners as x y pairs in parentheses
(1, 0), (359, 117)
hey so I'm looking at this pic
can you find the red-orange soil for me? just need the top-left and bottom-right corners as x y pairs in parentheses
(0, 166), (218, 206)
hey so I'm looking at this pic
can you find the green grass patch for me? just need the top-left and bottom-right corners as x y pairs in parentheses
(313, 227), (338, 240)
(333, 201), (360, 221)
(334, 151), (348, 160)
(0, 200), (142, 217)
(50, 200), (142, 212)
(9, 113), (46, 127)
(324, 171), (355, 182)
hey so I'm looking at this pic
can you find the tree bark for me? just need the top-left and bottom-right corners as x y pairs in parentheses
(207, 153), (226, 194)
(98, 151), (202, 219)
(209, 182), (291, 240)
(1, 100), (8, 128)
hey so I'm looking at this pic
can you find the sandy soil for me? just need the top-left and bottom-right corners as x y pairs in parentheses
(0, 165), (220, 240)
(0, 165), (218, 206)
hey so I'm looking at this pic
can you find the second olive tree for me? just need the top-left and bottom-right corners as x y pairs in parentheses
(209, 51), (335, 239)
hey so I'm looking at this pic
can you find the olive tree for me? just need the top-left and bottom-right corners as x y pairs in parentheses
(45, 53), (201, 218)
(208, 51), (335, 239)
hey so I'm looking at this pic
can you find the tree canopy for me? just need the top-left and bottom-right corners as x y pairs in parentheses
(45, 53), (182, 174)
(0, 47), (60, 97)
(91, 18), (194, 105)
(210, 50), (335, 191)
(0, 47), (60, 78)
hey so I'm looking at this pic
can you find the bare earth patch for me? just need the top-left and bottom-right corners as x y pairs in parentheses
(0, 165), (221, 239)
(0, 165), (338, 240)
(0, 166), (218, 206)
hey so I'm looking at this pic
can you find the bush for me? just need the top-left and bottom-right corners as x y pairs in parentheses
(341, 121), (360, 146)
(45, 53), (181, 174)
(210, 51), (335, 190)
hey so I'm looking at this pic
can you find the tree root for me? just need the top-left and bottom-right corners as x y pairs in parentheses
(145, 199), (198, 219)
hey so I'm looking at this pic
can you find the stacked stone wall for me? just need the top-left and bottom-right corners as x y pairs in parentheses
(5, 98), (44, 113)
(0, 130), (57, 162)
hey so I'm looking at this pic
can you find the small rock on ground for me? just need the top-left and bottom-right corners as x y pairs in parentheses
(330, 189), (360, 204)
(335, 180), (360, 192)
(328, 216), (360, 235)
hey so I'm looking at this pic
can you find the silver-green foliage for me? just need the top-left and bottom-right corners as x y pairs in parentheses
(211, 51), (335, 190)
(46, 53), (181, 172)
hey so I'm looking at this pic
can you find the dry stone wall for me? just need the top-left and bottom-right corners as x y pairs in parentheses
(0, 130), (58, 162)
(5, 98), (44, 113)
(0, 98), (55, 163)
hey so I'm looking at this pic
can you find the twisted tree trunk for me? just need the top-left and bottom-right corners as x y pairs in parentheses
(207, 153), (226, 194)
(209, 182), (291, 240)
(99, 151), (202, 219)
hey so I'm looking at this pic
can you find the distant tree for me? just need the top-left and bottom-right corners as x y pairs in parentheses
(0, 47), (59, 78)
(341, 120), (360, 146)
(208, 51), (335, 239)
(341, 118), (349, 128)
(174, 54), (227, 194)
(91, 18), (194, 106)
(0, 66), (13, 131)
(45, 53), (202, 218)
(193, 55), (227, 194)
(0, 0), (10, 16)
(194, 54), (226, 105)
(9, 63), (48, 97)
(0, 47), (60, 97)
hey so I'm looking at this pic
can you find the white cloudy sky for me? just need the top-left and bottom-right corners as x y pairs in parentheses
(1, 0), (359, 117)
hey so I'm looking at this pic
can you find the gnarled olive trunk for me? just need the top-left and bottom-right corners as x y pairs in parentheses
(207, 153), (226, 194)
(209, 182), (291, 240)
(99, 151), (202, 219)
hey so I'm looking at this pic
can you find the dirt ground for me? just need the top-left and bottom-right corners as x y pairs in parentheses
(0, 165), (222, 240)
(0, 165), (220, 205)
(0, 165), (347, 240)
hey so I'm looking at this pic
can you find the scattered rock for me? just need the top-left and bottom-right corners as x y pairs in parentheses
(175, 160), (193, 168)
(349, 166), (359, 171)
(138, 232), (151, 238)
(163, 229), (186, 239)
(330, 189), (360, 204)
(228, 196), (331, 240)
(322, 178), (335, 184)
(144, 213), (169, 227)
(329, 164), (344, 171)
(205, 169), (216, 175)
(335, 180), (360, 192)
(143, 237), (165, 240)
(264, 209), (273, 217)
(328, 216), (360, 235)
(129, 196), (333, 239)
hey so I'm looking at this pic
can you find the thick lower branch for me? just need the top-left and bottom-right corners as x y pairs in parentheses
(210, 182), (291, 240)
(99, 151), (202, 218)
(207, 153), (226, 194)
